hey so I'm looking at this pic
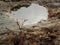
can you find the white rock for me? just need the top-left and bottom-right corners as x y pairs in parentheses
(10, 3), (48, 26)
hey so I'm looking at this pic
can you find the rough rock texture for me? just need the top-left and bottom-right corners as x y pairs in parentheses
(20, 18), (60, 45)
(0, 14), (19, 32)
(0, 0), (60, 45)
(0, 13), (20, 45)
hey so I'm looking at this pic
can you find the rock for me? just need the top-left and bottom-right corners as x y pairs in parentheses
(0, 13), (20, 45)
(0, 0), (60, 45)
